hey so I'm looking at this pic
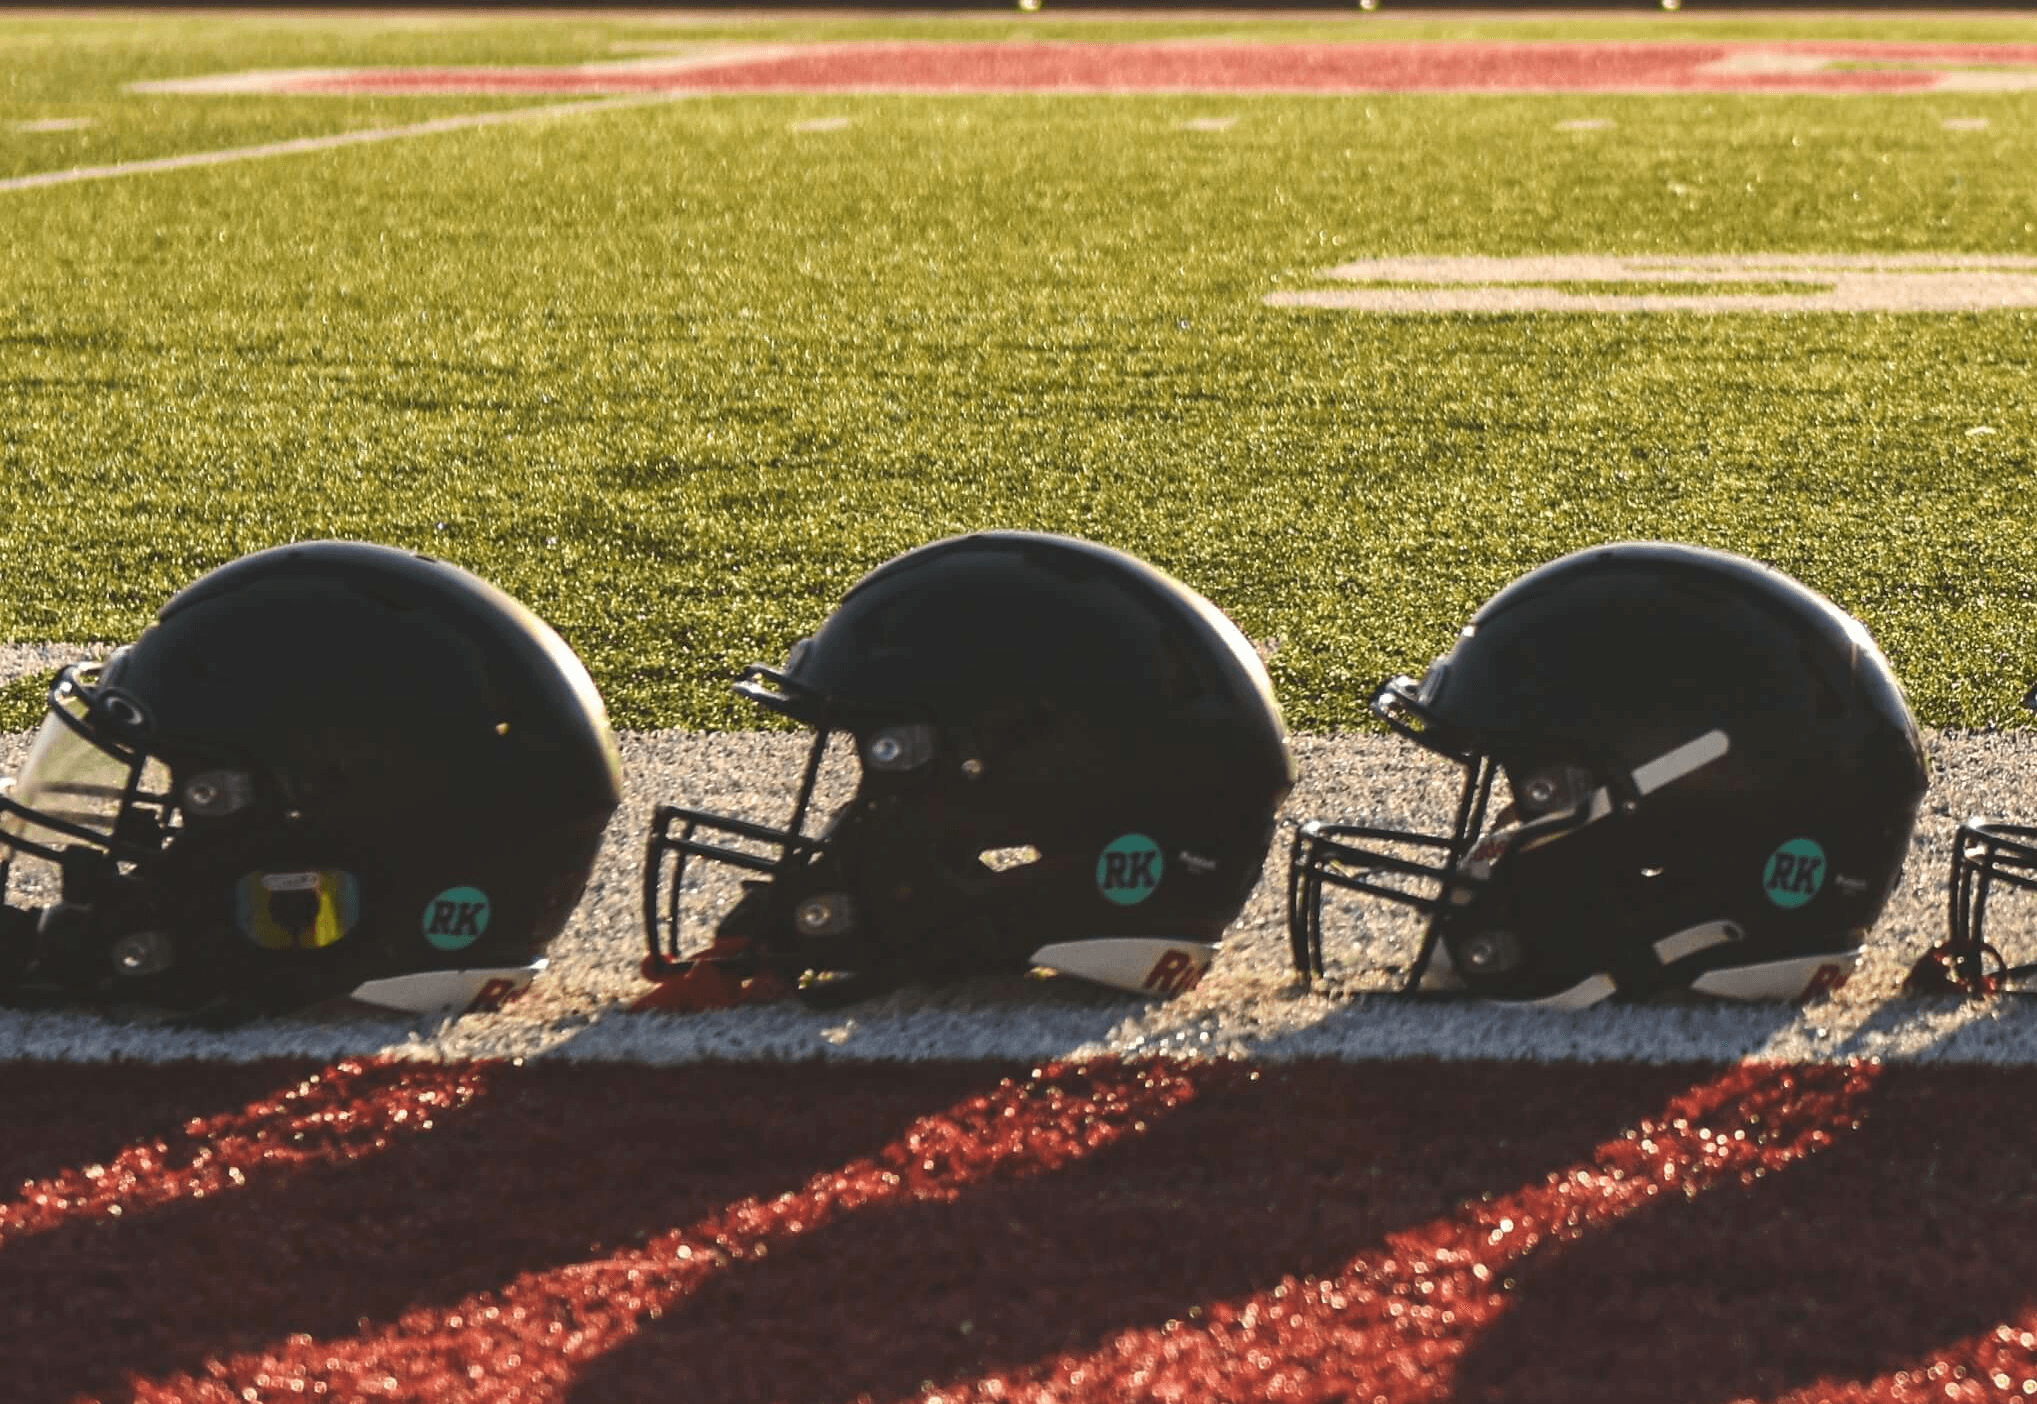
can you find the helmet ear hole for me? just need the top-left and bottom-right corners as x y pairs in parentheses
(861, 725), (936, 772)
(181, 770), (253, 819)
(96, 690), (149, 736)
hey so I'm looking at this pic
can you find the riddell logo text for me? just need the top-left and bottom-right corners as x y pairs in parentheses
(1797, 962), (1851, 1001)
(1143, 949), (1205, 996)
(465, 977), (523, 1014)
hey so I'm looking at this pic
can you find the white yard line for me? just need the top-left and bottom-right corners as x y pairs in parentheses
(1271, 252), (2037, 315)
(0, 93), (683, 194)
(126, 44), (823, 96)
(0, 642), (101, 687)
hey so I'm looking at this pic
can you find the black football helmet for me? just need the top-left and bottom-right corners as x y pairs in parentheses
(1289, 542), (1928, 1007)
(643, 531), (1296, 1008)
(1907, 683), (2037, 998)
(0, 541), (622, 1020)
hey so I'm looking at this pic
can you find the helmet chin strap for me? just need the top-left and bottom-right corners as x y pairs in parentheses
(0, 890), (42, 999)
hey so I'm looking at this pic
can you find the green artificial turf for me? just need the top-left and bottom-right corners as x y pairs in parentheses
(2, 13), (2033, 731)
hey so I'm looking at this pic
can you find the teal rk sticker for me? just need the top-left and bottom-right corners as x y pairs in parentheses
(422, 885), (492, 951)
(1762, 838), (1827, 909)
(1096, 833), (1164, 906)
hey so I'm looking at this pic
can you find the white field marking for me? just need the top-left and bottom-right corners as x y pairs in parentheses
(0, 726), (2033, 1068)
(1180, 116), (1238, 132)
(1268, 252), (2037, 314)
(1937, 69), (2037, 93)
(1696, 49), (1836, 77)
(0, 94), (684, 194)
(1554, 118), (1613, 131)
(1943, 116), (1992, 130)
(608, 40), (765, 54)
(127, 45), (820, 97)
(0, 643), (100, 688)
(789, 116), (852, 132)
(0, 967), (2028, 1069)
(123, 67), (358, 96)
(1693, 49), (2037, 93)
(13, 118), (95, 134)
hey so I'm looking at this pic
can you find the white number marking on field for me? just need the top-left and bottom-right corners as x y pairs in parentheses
(1267, 252), (2037, 314)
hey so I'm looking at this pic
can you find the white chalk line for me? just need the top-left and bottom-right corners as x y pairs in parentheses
(0, 643), (100, 688)
(0, 93), (685, 194)
(1273, 252), (2037, 314)
(126, 45), (822, 97)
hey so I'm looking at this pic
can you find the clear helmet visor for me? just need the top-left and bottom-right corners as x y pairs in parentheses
(0, 666), (153, 856)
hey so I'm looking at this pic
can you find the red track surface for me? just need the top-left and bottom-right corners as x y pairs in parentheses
(4, 1055), (2035, 1403)
(279, 41), (2037, 96)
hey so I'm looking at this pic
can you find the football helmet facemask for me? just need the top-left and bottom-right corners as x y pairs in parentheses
(0, 541), (622, 1021)
(1289, 542), (1928, 1008)
(643, 531), (1296, 1009)
(1907, 682), (2037, 998)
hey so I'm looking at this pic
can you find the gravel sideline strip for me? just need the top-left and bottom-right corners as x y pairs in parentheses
(0, 728), (2034, 1066)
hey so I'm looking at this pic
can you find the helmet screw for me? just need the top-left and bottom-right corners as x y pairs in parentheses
(796, 897), (837, 933)
(110, 930), (175, 977)
(1524, 777), (1557, 806)
(1458, 928), (1521, 973)
(869, 735), (903, 765)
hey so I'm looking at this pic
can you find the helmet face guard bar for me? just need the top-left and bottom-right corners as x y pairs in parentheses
(1286, 822), (1464, 981)
(730, 662), (828, 725)
(1371, 673), (1476, 763)
(642, 725), (834, 975)
(0, 664), (166, 868)
(1288, 751), (1498, 986)
(1914, 819), (2037, 996)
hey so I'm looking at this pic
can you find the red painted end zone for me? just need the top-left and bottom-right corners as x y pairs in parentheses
(274, 41), (2037, 96)
(3, 1055), (2035, 1403)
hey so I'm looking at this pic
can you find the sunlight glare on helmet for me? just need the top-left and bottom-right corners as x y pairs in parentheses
(979, 845), (1042, 873)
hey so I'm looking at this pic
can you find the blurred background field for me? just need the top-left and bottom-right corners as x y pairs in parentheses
(2, 9), (2033, 730)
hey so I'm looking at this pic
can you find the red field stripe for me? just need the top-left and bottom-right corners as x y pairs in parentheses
(0, 1061), (490, 1246)
(259, 41), (2037, 98)
(5, 1057), (2037, 1402)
